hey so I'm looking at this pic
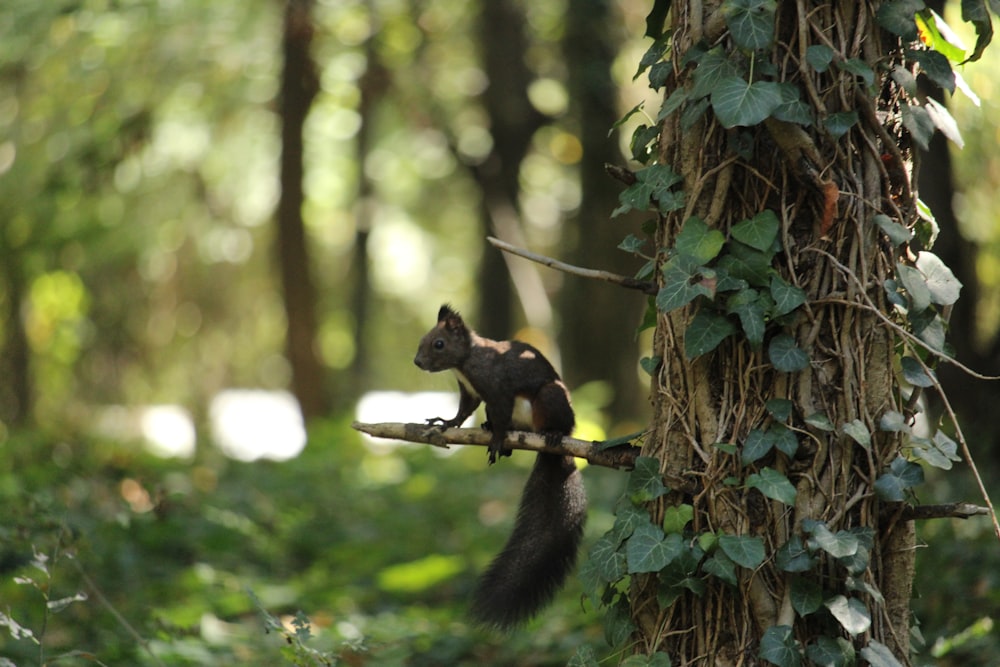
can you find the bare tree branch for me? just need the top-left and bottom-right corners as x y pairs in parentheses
(486, 236), (657, 295)
(351, 421), (642, 470)
(897, 503), (991, 521)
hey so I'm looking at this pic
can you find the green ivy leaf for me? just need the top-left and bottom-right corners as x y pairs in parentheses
(658, 87), (689, 121)
(842, 419), (871, 449)
(719, 534), (765, 569)
(824, 111), (859, 139)
(627, 523), (683, 573)
(644, 0), (674, 39)
(663, 504), (695, 534)
(604, 598), (637, 649)
(703, 551), (738, 586)
(925, 96), (964, 148)
(732, 209), (780, 251)
(676, 216), (726, 263)
(915, 8), (967, 62)
(728, 291), (767, 346)
(613, 164), (684, 217)
(589, 534), (628, 582)
(804, 412), (834, 431)
(961, 0), (995, 64)
(722, 0), (777, 51)
(685, 310), (737, 358)
(711, 75), (783, 128)
(825, 595), (871, 636)
(879, 410), (909, 432)
(803, 520), (859, 558)
(568, 645), (599, 667)
(769, 276), (806, 316)
(806, 44), (835, 72)
(891, 65), (918, 96)
(640, 355), (661, 376)
(776, 535), (816, 573)
(915, 251), (962, 305)
(691, 48), (741, 99)
(627, 456), (670, 503)
(741, 428), (774, 464)
(618, 234), (647, 254)
(772, 83), (813, 126)
(860, 640), (905, 667)
(872, 213), (913, 246)
(838, 57), (875, 88)
(900, 356), (935, 387)
(765, 398), (793, 422)
(877, 0), (924, 41)
(772, 423), (799, 457)
(806, 636), (856, 667)
(909, 432), (961, 470)
(746, 467), (797, 505)
(718, 242), (773, 287)
(873, 456), (924, 501)
(895, 262), (932, 312)
(759, 625), (801, 667)
(790, 576), (824, 616)
(658, 256), (714, 312)
(901, 102), (934, 151)
(769, 334), (809, 372)
(911, 48), (956, 93)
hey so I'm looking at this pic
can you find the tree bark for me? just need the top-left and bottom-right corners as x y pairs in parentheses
(276, 0), (327, 420)
(637, 2), (916, 662)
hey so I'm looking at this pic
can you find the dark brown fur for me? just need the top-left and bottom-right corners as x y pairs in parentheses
(414, 304), (586, 629)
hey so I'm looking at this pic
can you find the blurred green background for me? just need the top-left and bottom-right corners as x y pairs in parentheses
(1, 0), (997, 664)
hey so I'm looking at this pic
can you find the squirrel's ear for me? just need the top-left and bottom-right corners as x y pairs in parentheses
(438, 304), (460, 323)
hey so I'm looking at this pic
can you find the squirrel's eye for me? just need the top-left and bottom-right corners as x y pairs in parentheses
(433, 339), (445, 350)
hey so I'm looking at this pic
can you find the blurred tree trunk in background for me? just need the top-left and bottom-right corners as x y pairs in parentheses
(277, 0), (328, 420)
(559, 0), (645, 421)
(474, 0), (546, 337)
(0, 255), (31, 427)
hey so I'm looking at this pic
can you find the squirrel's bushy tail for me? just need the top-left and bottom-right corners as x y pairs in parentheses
(469, 453), (587, 630)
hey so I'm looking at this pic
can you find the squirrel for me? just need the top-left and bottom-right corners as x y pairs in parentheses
(413, 304), (587, 630)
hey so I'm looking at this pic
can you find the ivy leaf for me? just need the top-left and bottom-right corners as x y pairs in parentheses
(873, 456), (924, 501)
(909, 432), (961, 470)
(873, 213), (913, 246)
(765, 398), (793, 422)
(825, 595), (872, 636)
(691, 48), (741, 99)
(806, 636), (856, 667)
(718, 242), (773, 287)
(900, 356), (935, 387)
(772, 424), (799, 457)
(640, 355), (661, 376)
(838, 57), (875, 88)
(804, 412), (835, 431)
(770, 276), (806, 316)
(915, 9), (966, 62)
(891, 65), (918, 96)
(676, 216), (726, 263)
(627, 523), (683, 573)
(618, 234), (647, 254)
(759, 625), (801, 667)
(860, 640), (905, 667)
(627, 456), (669, 503)
(911, 48), (956, 93)
(877, 0), (925, 41)
(961, 0), (995, 64)
(824, 111), (859, 139)
(842, 419), (871, 449)
(879, 410), (909, 432)
(803, 520), (859, 558)
(663, 504), (695, 534)
(901, 102), (934, 151)
(711, 75), (783, 128)
(719, 534), (765, 569)
(925, 96), (964, 148)
(728, 290), (767, 346)
(741, 428), (775, 464)
(895, 262), (932, 312)
(658, 256), (714, 312)
(589, 535), (628, 582)
(776, 535), (816, 573)
(772, 83), (813, 126)
(769, 334), (810, 372)
(644, 0), (674, 39)
(732, 209), (780, 251)
(613, 164), (684, 217)
(658, 87), (689, 121)
(746, 467), (797, 505)
(722, 0), (777, 51)
(790, 576), (824, 616)
(806, 44), (835, 72)
(704, 551), (738, 586)
(916, 251), (962, 305)
(685, 310), (737, 358)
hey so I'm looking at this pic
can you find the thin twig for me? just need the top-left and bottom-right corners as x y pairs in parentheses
(898, 502), (990, 521)
(70, 559), (167, 667)
(486, 236), (657, 295)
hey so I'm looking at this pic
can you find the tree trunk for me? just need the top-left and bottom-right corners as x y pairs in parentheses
(634, 2), (919, 662)
(559, 0), (646, 421)
(276, 0), (327, 420)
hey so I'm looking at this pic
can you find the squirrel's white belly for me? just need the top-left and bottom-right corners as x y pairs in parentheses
(511, 396), (534, 430)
